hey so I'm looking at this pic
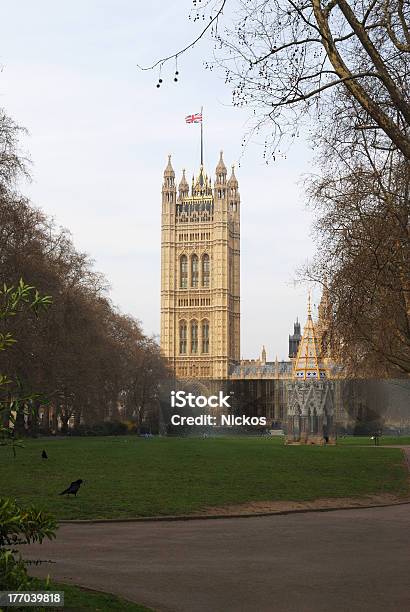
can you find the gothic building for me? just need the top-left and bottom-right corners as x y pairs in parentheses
(160, 152), (240, 379)
(160, 152), (327, 381)
(158, 152), (405, 437)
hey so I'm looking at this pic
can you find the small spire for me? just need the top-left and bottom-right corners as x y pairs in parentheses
(228, 163), (238, 187)
(164, 154), (175, 176)
(292, 295), (326, 380)
(216, 150), (227, 173)
(179, 168), (188, 193)
(197, 164), (205, 188)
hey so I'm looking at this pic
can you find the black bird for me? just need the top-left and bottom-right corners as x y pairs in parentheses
(41, 450), (48, 459)
(59, 479), (83, 497)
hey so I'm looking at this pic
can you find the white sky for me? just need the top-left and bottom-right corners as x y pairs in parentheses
(0, 0), (320, 360)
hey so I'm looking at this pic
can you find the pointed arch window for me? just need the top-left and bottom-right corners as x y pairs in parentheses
(180, 255), (188, 288)
(202, 254), (210, 287)
(202, 320), (209, 353)
(191, 255), (199, 288)
(179, 320), (187, 354)
(191, 320), (198, 354)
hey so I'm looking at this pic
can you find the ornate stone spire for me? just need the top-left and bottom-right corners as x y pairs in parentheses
(293, 296), (327, 380)
(227, 164), (238, 188)
(164, 154), (175, 177)
(261, 345), (266, 364)
(178, 168), (189, 197)
(162, 154), (176, 196)
(215, 150), (227, 184)
(192, 164), (212, 196)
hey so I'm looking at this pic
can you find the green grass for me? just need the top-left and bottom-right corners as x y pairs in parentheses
(338, 435), (410, 446)
(28, 579), (152, 611)
(1, 436), (409, 520)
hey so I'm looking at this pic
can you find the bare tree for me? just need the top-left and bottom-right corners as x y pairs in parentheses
(0, 180), (168, 433)
(305, 112), (410, 375)
(0, 107), (29, 187)
(143, 0), (410, 157)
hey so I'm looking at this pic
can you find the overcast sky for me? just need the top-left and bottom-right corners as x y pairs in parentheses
(0, 1), (321, 360)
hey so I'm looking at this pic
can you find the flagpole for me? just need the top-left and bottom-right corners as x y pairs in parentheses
(200, 105), (203, 166)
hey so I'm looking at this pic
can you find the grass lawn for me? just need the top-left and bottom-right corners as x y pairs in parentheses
(27, 579), (152, 611)
(1, 436), (409, 520)
(339, 435), (410, 446)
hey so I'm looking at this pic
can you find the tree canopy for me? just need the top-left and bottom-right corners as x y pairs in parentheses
(0, 107), (169, 434)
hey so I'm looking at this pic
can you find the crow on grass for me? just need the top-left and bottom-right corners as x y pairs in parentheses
(59, 479), (83, 497)
(41, 450), (48, 459)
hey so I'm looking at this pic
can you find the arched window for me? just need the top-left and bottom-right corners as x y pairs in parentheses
(179, 320), (187, 354)
(191, 320), (198, 354)
(191, 255), (199, 288)
(202, 254), (210, 287)
(202, 320), (209, 353)
(180, 255), (188, 288)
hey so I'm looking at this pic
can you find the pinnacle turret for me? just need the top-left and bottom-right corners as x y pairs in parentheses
(227, 164), (238, 189)
(178, 168), (189, 196)
(163, 154), (175, 177)
(162, 154), (176, 200)
(215, 150), (227, 184)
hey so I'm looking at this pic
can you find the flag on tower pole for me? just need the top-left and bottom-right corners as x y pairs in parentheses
(185, 112), (202, 124)
(185, 107), (204, 166)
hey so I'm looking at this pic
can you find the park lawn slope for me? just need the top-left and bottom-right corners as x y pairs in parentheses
(1, 437), (409, 520)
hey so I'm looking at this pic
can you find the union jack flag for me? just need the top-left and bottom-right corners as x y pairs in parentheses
(185, 112), (202, 124)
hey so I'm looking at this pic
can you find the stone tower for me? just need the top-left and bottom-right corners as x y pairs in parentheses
(288, 318), (302, 358)
(160, 152), (240, 379)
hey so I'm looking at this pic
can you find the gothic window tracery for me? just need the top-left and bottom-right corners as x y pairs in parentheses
(202, 254), (210, 287)
(180, 255), (188, 288)
(202, 320), (209, 353)
(191, 320), (198, 353)
(191, 255), (199, 288)
(179, 320), (187, 354)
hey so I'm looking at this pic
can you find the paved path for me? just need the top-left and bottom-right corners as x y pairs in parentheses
(23, 504), (410, 612)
